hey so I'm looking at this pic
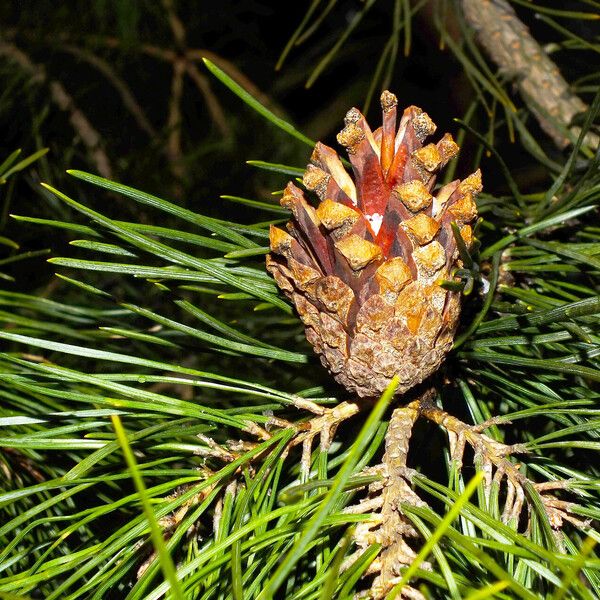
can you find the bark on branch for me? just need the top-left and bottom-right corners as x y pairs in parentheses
(462, 0), (598, 149)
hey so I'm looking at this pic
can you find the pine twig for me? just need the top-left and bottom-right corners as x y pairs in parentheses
(161, 0), (186, 48)
(162, 0), (187, 194)
(1, 27), (277, 138)
(60, 44), (157, 137)
(371, 400), (426, 599)
(185, 62), (231, 137)
(418, 401), (588, 532)
(346, 392), (432, 599)
(461, 0), (599, 149)
(0, 39), (113, 178)
(166, 57), (186, 192)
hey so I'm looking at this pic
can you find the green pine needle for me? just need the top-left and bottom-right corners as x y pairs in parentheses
(111, 415), (184, 600)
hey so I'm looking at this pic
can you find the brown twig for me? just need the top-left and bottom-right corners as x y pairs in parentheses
(84, 36), (273, 110)
(1, 27), (278, 150)
(2, 27), (282, 117)
(1, 447), (46, 483)
(185, 62), (231, 137)
(137, 472), (218, 579)
(61, 44), (157, 137)
(419, 401), (588, 532)
(0, 39), (113, 178)
(461, 0), (598, 149)
(346, 391), (433, 599)
(161, 0), (188, 194)
(162, 0), (187, 48)
(371, 400), (426, 599)
(166, 57), (186, 192)
(102, 40), (237, 138)
(186, 49), (279, 112)
(263, 398), (360, 479)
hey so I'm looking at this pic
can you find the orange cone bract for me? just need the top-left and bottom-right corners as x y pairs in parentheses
(267, 92), (481, 398)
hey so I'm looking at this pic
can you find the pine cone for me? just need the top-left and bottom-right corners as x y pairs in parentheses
(267, 91), (481, 398)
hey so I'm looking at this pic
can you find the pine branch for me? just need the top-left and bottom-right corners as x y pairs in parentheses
(461, 0), (599, 149)
(0, 39), (113, 178)
(60, 44), (157, 137)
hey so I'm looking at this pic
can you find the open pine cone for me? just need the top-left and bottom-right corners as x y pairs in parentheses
(267, 91), (481, 398)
